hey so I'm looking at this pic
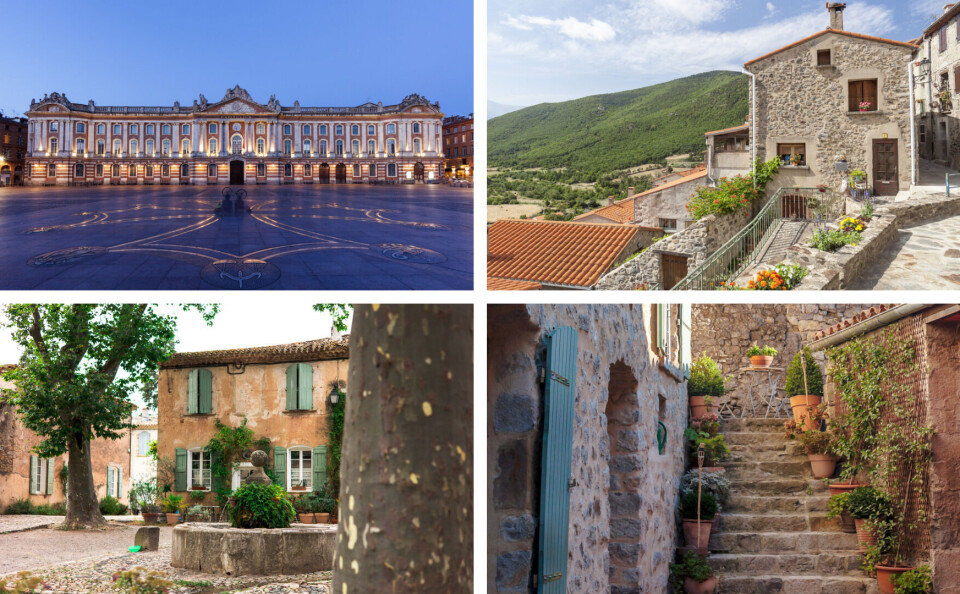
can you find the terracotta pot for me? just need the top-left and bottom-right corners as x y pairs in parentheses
(298, 513), (316, 524)
(854, 518), (877, 551)
(808, 454), (838, 479)
(789, 395), (822, 427)
(828, 482), (866, 533)
(876, 565), (914, 594)
(750, 355), (773, 368)
(165, 513), (180, 525)
(689, 396), (719, 418)
(315, 512), (331, 523)
(682, 518), (713, 549)
(683, 576), (717, 594)
(330, 516), (338, 524)
(141, 512), (159, 524)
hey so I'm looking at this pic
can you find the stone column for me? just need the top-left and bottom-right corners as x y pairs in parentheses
(294, 121), (302, 157)
(220, 120), (226, 156)
(122, 123), (128, 157)
(378, 123), (384, 156)
(155, 122), (160, 157)
(172, 121), (179, 157)
(138, 121), (144, 157)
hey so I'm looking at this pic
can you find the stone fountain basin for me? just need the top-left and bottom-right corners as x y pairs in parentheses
(170, 522), (336, 576)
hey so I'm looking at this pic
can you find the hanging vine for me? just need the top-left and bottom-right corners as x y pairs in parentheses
(327, 381), (346, 498)
(205, 419), (271, 506)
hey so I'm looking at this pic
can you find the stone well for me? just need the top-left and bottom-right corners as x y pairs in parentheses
(170, 523), (336, 576)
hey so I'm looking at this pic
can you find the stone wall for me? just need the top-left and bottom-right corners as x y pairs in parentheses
(748, 32), (915, 196)
(633, 176), (706, 230)
(488, 304), (687, 593)
(596, 210), (750, 289)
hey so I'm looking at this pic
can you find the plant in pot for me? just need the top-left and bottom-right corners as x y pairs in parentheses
(784, 404), (838, 479)
(746, 344), (777, 368)
(669, 550), (718, 594)
(316, 497), (335, 524)
(189, 489), (205, 504)
(846, 486), (893, 553)
(184, 504), (210, 523)
(680, 467), (730, 532)
(684, 425), (730, 470)
(679, 490), (717, 550)
(292, 479), (308, 492)
(785, 348), (823, 428)
(826, 491), (856, 534)
(890, 565), (932, 594)
(294, 495), (316, 524)
(855, 495), (920, 594)
(688, 354), (724, 418)
(162, 494), (184, 525)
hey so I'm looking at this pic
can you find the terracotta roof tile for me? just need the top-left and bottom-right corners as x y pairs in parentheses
(487, 219), (640, 288)
(634, 169), (708, 199)
(161, 338), (349, 368)
(677, 164), (707, 177)
(812, 305), (898, 341)
(705, 124), (750, 136)
(745, 29), (917, 67)
(486, 277), (542, 290)
(573, 198), (636, 224)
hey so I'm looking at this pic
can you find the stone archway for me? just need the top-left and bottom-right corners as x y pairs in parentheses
(335, 163), (347, 183)
(0, 165), (9, 186)
(13, 166), (22, 185)
(414, 161), (425, 182)
(229, 160), (244, 185)
(318, 163), (330, 184)
(605, 360), (643, 591)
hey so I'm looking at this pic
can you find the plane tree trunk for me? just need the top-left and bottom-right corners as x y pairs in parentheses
(333, 304), (473, 593)
(62, 434), (106, 529)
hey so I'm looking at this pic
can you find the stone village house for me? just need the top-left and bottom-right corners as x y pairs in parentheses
(156, 338), (347, 501)
(0, 364), (132, 510)
(746, 3), (917, 197)
(913, 3), (960, 169)
(488, 304), (692, 593)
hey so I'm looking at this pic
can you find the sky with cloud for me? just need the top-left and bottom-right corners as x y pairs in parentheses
(489, 0), (942, 106)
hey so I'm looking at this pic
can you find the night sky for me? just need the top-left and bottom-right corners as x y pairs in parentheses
(0, 0), (473, 118)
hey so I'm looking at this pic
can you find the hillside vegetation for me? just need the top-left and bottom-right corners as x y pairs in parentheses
(488, 71), (749, 172)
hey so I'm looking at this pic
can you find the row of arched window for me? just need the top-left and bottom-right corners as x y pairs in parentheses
(60, 121), (423, 137)
(49, 162), (408, 178)
(56, 136), (418, 157)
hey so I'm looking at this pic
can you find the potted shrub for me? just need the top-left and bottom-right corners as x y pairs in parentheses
(162, 494), (183, 525)
(184, 505), (210, 523)
(826, 491), (856, 534)
(746, 344), (777, 368)
(140, 503), (161, 525)
(784, 404), (838, 479)
(316, 497), (335, 524)
(684, 423), (730, 470)
(680, 467), (729, 532)
(669, 550), (718, 594)
(785, 348), (823, 428)
(846, 486), (892, 552)
(679, 490), (717, 549)
(849, 169), (867, 184)
(688, 354), (724, 418)
(189, 490), (205, 504)
(890, 565), (931, 594)
(294, 495), (316, 524)
(292, 479), (308, 492)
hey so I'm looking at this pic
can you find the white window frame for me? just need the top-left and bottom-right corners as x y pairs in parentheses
(208, 123), (217, 134)
(256, 122), (265, 134)
(319, 124), (328, 135)
(413, 138), (421, 153)
(145, 139), (155, 155)
(231, 134), (243, 154)
(413, 122), (421, 134)
(283, 124), (292, 135)
(287, 447), (313, 491)
(351, 139), (360, 154)
(302, 124), (311, 135)
(351, 124), (360, 135)
(181, 139), (190, 155)
(113, 139), (122, 155)
(145, 124), (154, 135)
(181, 124), (190, 135)
(113, 124), (122, 135)
(187, 448), (211, 491)
(162, 139), (171, 155)
(367, 124), (375, 135)
(138, 431), (150, 456)
(208, 138), (218, 155)
(386, 123), (396, 134)
(77, 122), (86, 133)
(76, 138), (85, 153)
(106, 463), (120, 497)
(96, 123), (105, 134)
(367, 139), (376, 154)
(130, 124), (138, 135)
(335, 124), (344, 135)
(303, 139), (312, 154)
(162, 124), (171, 135)
(129, 139), (138, 155)
(257, 138), (265, 154)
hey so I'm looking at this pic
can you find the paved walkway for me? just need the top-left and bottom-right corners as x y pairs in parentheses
(850, 211), (960, 290)
(0, 514), (137, 534)
(0, 184), (472, 290)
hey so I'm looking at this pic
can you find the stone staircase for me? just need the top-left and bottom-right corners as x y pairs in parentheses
(708, 418), (877, 594)
(756, 220), (811, 265)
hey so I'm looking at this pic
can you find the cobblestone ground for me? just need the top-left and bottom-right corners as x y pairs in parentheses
(850, 215), (960, 290)
(0, 524), (332, 593)
(0, 515), (138, 534)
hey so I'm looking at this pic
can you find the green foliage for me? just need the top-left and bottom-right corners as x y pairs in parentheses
(679, 469), (730, 513)
(785, 348), (823, 397)
(3, 499), (66, 516)
(849, 169), (867, 183)
(684, 428), (730, 464)
(226, 483), (296, 529)
(678, 490), (718, 520)
(809, 229), (861, 252)
(846, 486), (893, 521)
(110, 567), (173, 594)
(775, 264), (809, 290)
(746, 344), (777, 357)
(311, 304), (352, 333)
(686, 157), (781, 219)
(328, 386), (346, 498)
(3, 498), (36, 515)
(861, 200), (875, 219)
(33, 502), (66, 515)
(796, 429), (837, 455)
(99, 495), (127, 516)
(826, 492), (850, 520)
(204, 419), (270, 507)
(0, 571), (45, 592)
(669, 551), (715, 590)
(892, 565), (932, 594)
(687, 354), (724, 397)
(489, 71), (749, 172)
(161, 494), (183, 514)
(129, 479), (158, 511)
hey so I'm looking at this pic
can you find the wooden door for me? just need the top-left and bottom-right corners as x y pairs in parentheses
(661, 253), (688, 289)
(873, 139), (899, 196)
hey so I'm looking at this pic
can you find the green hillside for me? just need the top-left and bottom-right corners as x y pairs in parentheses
(488, 71), (749, 172)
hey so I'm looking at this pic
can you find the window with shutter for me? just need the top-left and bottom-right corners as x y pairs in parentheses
(285, 364), (314, 410)
(198, 369), (212, 414)
(118, 467), (123, 498)
(955, 67), (960, 93)
(941, 27), (948, 52)
(46, 459), (55, 495)
(273, 446), (286, 478)
(313, 446), (327, 493)
(107, 466), (115, 497)
(174, 448), (187, 491)
(816, 49), (831, 66)
(187, 369), (199, 414)
(29, 455), (39, 495)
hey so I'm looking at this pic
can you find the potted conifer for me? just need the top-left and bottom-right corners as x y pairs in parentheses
(846, 486), (891, 552)
(679, 490), (717, 550)
(669, 550), (718, 594)
(786, 348), (823, 428)
(688, 354), (724, 418)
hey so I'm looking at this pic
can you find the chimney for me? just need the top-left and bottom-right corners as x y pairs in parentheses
(607, 195), (615, 206)
(627, 187), (635, 198)
(826, 2), (846, 30)
(331, 324), (342, 340)
(947, 4), (957, 14)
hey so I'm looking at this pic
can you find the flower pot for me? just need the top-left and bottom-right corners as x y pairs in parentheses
(683, 576), (717, 594)
(808, 454), (838, 479)
(298, 513), (316, 524)
(689, 396), (719, 418)
(876, 565), (914, 594)
(682, 518), (713, 549)
(165, 513), (180, 525)
(315, 512), (331, 524)
(789, 395), (822, 427)
(141, 512), (159, 524)
(292, 486), (307, 492)
(330, 516), (338, 524)
(828, 482), (865, 533)
(854, 518), (877, 551)
(750, 355), (773, 368)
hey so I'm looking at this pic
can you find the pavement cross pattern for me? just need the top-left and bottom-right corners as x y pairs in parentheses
(0, 184), (473, 290)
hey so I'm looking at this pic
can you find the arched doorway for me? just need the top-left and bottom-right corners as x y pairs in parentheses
(0, 165), (9, 186)
(335, 163), (347, 183)
(13, 166), (22, 185)
(414, 161), (425, 182)
(318, 163), (330, 184)
(229, 160), (244, 185)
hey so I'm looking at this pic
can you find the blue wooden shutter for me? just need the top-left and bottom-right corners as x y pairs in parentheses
(198, 369), (213, 414)
(29, 455), (38, 495)
(174, 448), (187, 491)
(298, 363), (313, 410)
(46, 459), (55, 495)
(187, 369), (199, 414)
(286, 365), (298, 410)
(313, 445), (327, 493)
(538, 326), (578, 594)
(273, 447), (286, 485)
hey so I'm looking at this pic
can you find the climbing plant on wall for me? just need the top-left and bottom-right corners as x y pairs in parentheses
(205, 419), (271, 506)
(327, 383), (346, 498)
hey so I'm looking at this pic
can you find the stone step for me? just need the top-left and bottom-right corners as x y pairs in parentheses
(709, 531), (860, 554)
(725, 494), (831, 514)
(709, 552), (866, 577)
(717, 575), (878, 594)
(719, 513), (841, 533)
(723, 460), (810, 480)
(727, 443), (806, 459)
(726, 477), (827, 495)
(722, 418), (791, 432)
(723, 431), (791, 447)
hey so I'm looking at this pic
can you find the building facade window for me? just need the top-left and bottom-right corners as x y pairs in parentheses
(319, 124), (327, 135)
(386, 123), (396, 134)
(208, 123), (217, 134)
(283, 139), (292, 156)
(145, 139), (155, 154)
(283, 124), (292, 135)
(76, 139), (85, 153)
(413, 138), (421, 153)
(817, 49), (831, 66)
(96, 139), (105, 155)
(207, 164), (217, 177)
(367, 139), (376, 154)
(49, 138), (58, 153)
(304, 163), (312, 176)
(145, 124), (154, 135)
(161, 164), (169, 176)
(181, 124), (190, 135)
(257, 138), (265, 154)
(777, 143), (806, 166)
(387, 139), (396, 155)
(351, 139), (360, 154)
(303, 139), (312, 154)
(351, 124), (360, 135)
(106, 465), (122, 498)
(256, 122), (265, 134)
(97, 123), (105, 134)
(77, 122), (86, 133)
(112, 164), (120, 177)
(320, 140), (327, 154)
(367, 124), (375, 135)
(941, 26), (949, 52)
(145, 165), (153, 177)
(285, 363), (313, 410)
(113, 124), (122, 135)
(162, 124), (171, 135)
(335, 124), (344, 135)
(47, 163), (56, 177)
(302, 124), (311, 135)
(138, 431), (150, 456)
(208, 138), (218, 154)
(231, 134), (242, 154)
(368, 163), (376, 176)
(130, 139), (139, 155)
(257, 163), (265, 176)
(187, 368), (213, 414)
(849, 79), (878, 112)
(413, 122), (421, 133)
(74, 163), (84, 177)
(128, 164), (137, 177)
(50, 121), (58, 132)
(188, 449), (211, 490)
(130, 124), (138, 134)
(113, 139), (122, 155)
(180, 163), (189, 177)
(181, 139), (190, 155)
(95, 164), (103, 176)
(388, 163), (396, 176)
(284, 163), (292, 176)
(335, 140), (344, 155)
(287, 448), (313, 491)
(162, 139), (171, 155)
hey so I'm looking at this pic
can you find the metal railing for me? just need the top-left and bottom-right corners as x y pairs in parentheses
(671, 187), (838, 290)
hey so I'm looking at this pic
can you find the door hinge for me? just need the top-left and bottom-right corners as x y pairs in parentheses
(568, 477), (578, 490)
(550, 370), (570, 386)
(543, 572), (563, 583)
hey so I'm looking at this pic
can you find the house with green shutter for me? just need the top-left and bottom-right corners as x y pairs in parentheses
(0, 364), (132, 511)
(155, 338), (348, 502)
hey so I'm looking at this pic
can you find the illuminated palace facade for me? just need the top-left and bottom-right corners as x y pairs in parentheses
(24, 86), (445, 186)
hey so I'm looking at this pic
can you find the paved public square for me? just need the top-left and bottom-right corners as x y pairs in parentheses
(0, 184), (473, 290)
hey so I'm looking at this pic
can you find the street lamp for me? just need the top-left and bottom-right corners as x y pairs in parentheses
(329, 385), (340, 405)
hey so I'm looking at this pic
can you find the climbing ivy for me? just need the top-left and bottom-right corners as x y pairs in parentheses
(205, 419), (271, 506)
(327, 387), (346, 498)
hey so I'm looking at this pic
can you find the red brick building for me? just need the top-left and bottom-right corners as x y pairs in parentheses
(24, 86), (445, 186)
(0, 115), (27, 186)
(443, 114), (473, 179)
